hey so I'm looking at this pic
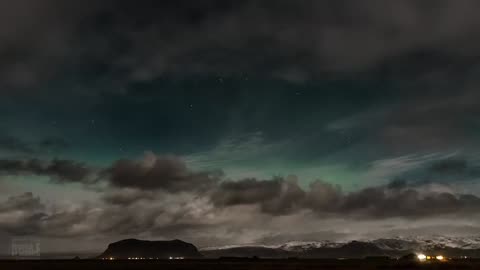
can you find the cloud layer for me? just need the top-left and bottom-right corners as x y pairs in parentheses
(1, 153), (480, 250)
(3, 0), (480, 91)
(102, 153), (221, 192)
(0, 158), (91, 183)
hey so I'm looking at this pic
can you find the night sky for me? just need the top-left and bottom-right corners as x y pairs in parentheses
(2, 0), (480, 253)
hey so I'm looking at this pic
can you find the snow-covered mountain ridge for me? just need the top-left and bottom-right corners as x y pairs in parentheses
(201, 236), (480, 251)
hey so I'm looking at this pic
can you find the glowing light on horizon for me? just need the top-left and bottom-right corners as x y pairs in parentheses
(417, 254), (426, 261)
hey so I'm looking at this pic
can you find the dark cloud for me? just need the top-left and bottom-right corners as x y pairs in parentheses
(317, 182), (480, 218)
(96, 190), (218, 237)
(0, 190), (215, 241)
(212, 178), (285, 205)
(101, 189), (156, 206)
(0, 192), (44, 212)
(212, 176), (305, 215)
(0, 192), (96, 238)
(212, 176), (480, 218)
(101, 153), (222, 192)
(0, 158), (92, 183)
(0, 153), (222, 192)
(2, 152), (480, 248)
(211, 177), (340, 215)
(3, 0), (480, 92)
(43, 159), (92, 183)
(2, 153), (480, 220)
(337, 186), (478, 218)
(0, 192), (46, 235)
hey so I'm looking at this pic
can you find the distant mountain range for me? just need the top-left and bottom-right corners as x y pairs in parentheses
(201, 236), (480, 258)
(95, 237), (480, 260)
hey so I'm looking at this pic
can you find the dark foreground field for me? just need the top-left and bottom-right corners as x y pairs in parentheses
(1, 259), (480, 270)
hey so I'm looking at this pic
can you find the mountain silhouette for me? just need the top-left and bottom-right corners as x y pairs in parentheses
(99, 239), (202, 259)
(202, 239), (480, 258)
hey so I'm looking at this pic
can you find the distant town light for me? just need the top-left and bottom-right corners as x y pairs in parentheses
(436, 255), (444, 261)
(417, 254), (427, 261)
